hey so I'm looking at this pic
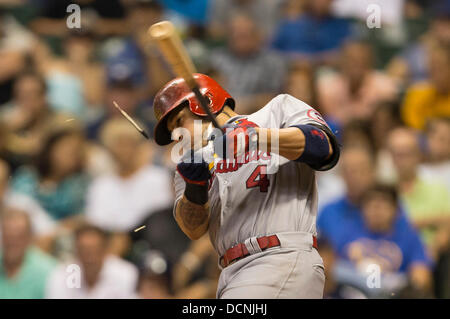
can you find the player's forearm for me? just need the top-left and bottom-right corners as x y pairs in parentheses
(175, 196), (210, 240)
(257, 127), (333, 161)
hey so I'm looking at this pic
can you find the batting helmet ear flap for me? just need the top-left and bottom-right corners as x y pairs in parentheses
(153, 73), (234, 146)
(225, 97), (235, 111)
(154, 101), (189, 146)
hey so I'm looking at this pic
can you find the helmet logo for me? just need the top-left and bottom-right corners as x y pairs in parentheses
(204, 92), (213, 109)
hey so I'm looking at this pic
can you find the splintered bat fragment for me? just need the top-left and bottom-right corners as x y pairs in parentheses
(113, 101), (149, 139)
(134, 225), (146, 232)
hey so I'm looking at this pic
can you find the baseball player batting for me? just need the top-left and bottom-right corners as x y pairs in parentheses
(152, 73), (340, 299)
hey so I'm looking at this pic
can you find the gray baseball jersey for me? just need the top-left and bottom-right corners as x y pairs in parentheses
(174, 94), (335, 257)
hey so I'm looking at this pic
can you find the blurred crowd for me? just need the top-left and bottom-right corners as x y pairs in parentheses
(0, 0), (449, 299)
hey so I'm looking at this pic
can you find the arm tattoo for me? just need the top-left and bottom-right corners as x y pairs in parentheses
(177, 197), (209, 231)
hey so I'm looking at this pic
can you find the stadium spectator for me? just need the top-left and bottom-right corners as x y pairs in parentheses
(172, 235), (219, 299)
(401, 43), (450, 130)
(46, 224), (138, 298)
(272, 0), (351, 62)
(339, 120), (375, 151)
(317, 145), (415, 253)
(85, 58), (149, 140)
(342, 184), (433, 295)
(317, 145), (376, 251)
(85, 118), (172, 255)
(0, 10), (33, 105)
(136, 267), (172, 299)
(0, 207), (56, 298)
(419, 117), (450, 191)
(129, 206), (190, 271)
(0, 71), (58, 170)
(11, 127), (89, 222)
(388, 1), (450, 84)
(318, 237), (368, 299)
(280, 0), (307, 20)
(208, 0), (282, 41)
(0, 159), (55, 244)
(124, 0), (171, 98)
(370, 102), (402, 184)
(209, 14), (287, 114)
(317, 40), (399, 128)
(284, 61), (317, 107)
(387, 127), (450, 258)
(32, 30), (105, 120)
(370, 101), (402, 152)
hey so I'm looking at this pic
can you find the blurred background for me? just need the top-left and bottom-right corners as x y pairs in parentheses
(0, 0), (449, 299)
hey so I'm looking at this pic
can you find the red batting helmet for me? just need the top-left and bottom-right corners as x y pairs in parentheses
(153, 73), (235, 146)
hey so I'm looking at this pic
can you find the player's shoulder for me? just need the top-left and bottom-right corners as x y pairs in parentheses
(264, 94), (316, 111)
(247, 94), (319, 127)
(248, 94), (306, 115)
(265, 93), (297, 105)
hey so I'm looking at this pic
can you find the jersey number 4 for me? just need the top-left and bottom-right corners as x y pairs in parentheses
(246, 165), (270, 192)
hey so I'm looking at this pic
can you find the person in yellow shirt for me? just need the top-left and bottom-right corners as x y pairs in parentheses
(402, 44), (450, 130)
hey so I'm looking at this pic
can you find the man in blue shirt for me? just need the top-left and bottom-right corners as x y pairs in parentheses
(317, 145), (418, 262)
(343, 184), (432, 292)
